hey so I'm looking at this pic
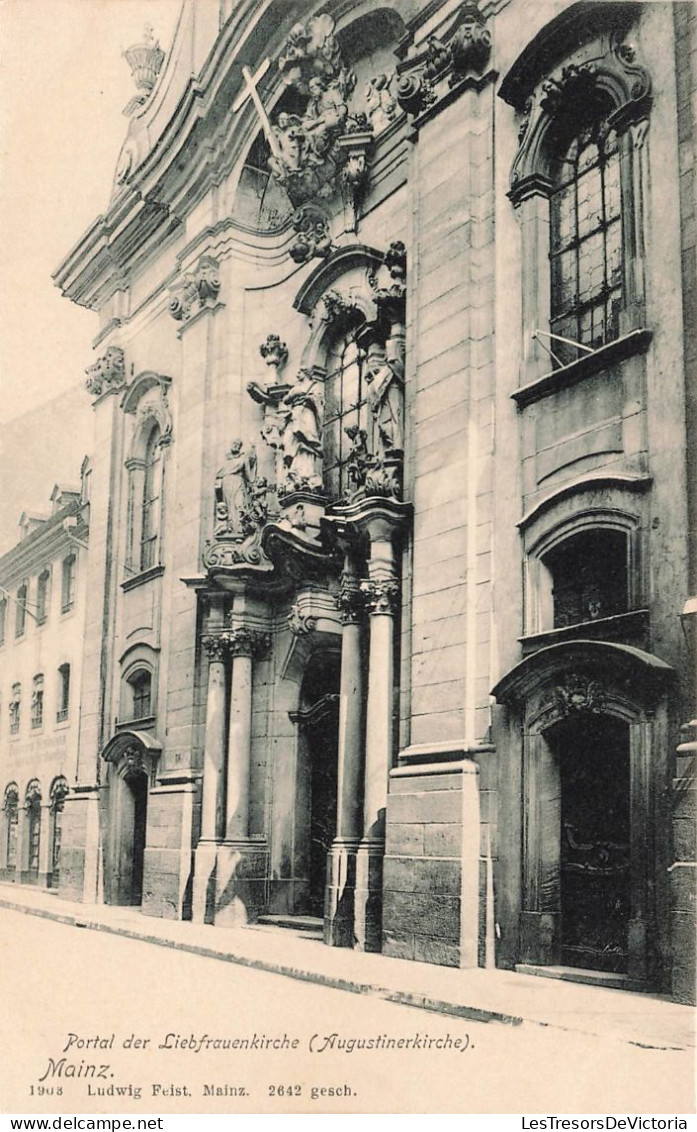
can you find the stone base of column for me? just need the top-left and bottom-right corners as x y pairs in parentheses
(519, 910), (559, 966)
(353, 838), (384, 952)
(192, 840), (219, 925)
(213, 840), (269, 928)
(324, 838), (360, 947)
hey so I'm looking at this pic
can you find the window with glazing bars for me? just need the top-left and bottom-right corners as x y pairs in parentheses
(140, 427), (162, 571)
(57, 663), (70, 722)
(549, 121), (622, 367)
(31, 675), (44, 729)
(323, 333), (366, 501)
(61, 555), (76, 612)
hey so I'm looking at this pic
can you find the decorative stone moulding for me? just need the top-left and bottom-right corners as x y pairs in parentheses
(85, 345), (126, 397)
(222, 627), (271, 660)
(552, 673), (605, 717)
(169, 256), (221, 322)
(289, 203), (333, 265)
(396, 0), (492, 120)
(259, 334), (289, 373)
(123, 24), (165, 116)
(288, 601), (317, 637)
(507, 31), (652, 203)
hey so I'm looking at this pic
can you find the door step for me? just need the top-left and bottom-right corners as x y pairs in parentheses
(516, 964), (646, 992)
(254, 914), (324, 939)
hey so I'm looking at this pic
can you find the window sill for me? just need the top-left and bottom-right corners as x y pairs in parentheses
(115, 715), (156, 732)
(519, 609), (650, 656)
(512, 329), (653, 409)
(121, 564), (165, 592)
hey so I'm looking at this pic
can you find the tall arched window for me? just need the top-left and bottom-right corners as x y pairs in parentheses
(49, 777), (69, 888)
(9, 684), (20, 735)
(140, 426), (162, 571)
(25, 780), (42, 878)
(31, 674), (44, 729)
(36, 568), (50, 625)
(128, 668), (152, 721)
(57, 663), (71, 722)
(15, 583), (27, 637)
(0, 596), (7, 646)
(61, 554), (76, 612)
(549, 110), (621, 366)
(324, 329), (367, 500)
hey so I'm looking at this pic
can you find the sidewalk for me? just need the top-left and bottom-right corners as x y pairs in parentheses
(1, 881), (693, 1052)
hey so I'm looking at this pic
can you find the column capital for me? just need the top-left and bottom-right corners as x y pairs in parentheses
(361, 578), (400, 616)
(223, 627), (271, 659)
(201, 635), (228, 662)
(336, 571), (366, 624)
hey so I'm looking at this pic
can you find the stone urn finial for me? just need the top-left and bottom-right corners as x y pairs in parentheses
(123, 24), (165, 96)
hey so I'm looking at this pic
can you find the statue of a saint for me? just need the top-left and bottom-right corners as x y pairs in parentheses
(364, 341), (404, 456)
(301, 76), (348, 162)
(214, 439), (257, 536)
(279, 369), (324, 491)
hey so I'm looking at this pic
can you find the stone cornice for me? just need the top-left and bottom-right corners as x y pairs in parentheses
(52, 1), (305, 312)
(0, 504), (88, 588)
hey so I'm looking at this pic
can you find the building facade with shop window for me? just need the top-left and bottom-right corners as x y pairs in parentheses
(0, 474), (90, 889)
(51, 0), (695, 1003)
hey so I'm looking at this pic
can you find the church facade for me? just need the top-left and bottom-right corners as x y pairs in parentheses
(50, 0), (695, 1004)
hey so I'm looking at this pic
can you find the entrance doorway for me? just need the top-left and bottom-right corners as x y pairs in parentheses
(548, 715), (630, 973)
(105, 752), (149, 906)
(297, 652), (340, 918)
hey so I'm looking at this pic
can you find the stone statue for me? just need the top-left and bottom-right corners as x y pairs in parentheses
(278, 369), (324, 492)
(214, 439), (258, 537)
(302, 75), (349, 162)
(365, 73), (397, 133)
(364, 340), (404, 457)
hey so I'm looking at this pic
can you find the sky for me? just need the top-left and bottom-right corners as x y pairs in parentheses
(0, 0), (181, 424)
(0, 0), (181, 549)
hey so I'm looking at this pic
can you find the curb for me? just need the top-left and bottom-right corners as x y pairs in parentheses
(0, 895), (524, 1030)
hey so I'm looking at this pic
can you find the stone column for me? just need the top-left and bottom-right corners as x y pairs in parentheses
(192, 632), (228, 924)
(224, 628), (269, 840)
(214, 627), (270, 928)
(354, 517), (401, 952)
(325, 559), (366, 946)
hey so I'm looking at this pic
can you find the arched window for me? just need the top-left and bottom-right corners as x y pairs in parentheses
(324, 328), (368, 500)
(3, 784), (19, 872)
(61, 554), (76, 612)
(49, 777), (69, 888)
(128, 669), (152, 721)
(31, 674), (44, 729)
(543, 528), (629, 629)
(140, 426), (162, 571)
(9, 684), (20, 735)
(25, 780), (42, 878)
(549, 110), (622, 367)
(57, 663), (71, 723)
(36, 568), (50, 624)
(0, 596), (7, 646)
(15, 583), (27, 637)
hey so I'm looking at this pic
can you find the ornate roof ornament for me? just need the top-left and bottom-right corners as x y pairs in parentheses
(85, 346), (126, 398)
(397, 1), (492, 120)
(259, 334), (289, 373)
(169, 256), (221, 323)
(123, 25), (165, 116)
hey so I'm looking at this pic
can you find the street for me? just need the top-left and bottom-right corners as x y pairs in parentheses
(0, 908), (693, 1115)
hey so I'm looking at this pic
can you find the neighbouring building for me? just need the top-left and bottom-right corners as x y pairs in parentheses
(47, 0), (694, 1004)
(0, 472), (90, 889)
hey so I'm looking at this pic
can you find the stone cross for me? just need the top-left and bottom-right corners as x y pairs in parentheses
(231, 58), (281, 160)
